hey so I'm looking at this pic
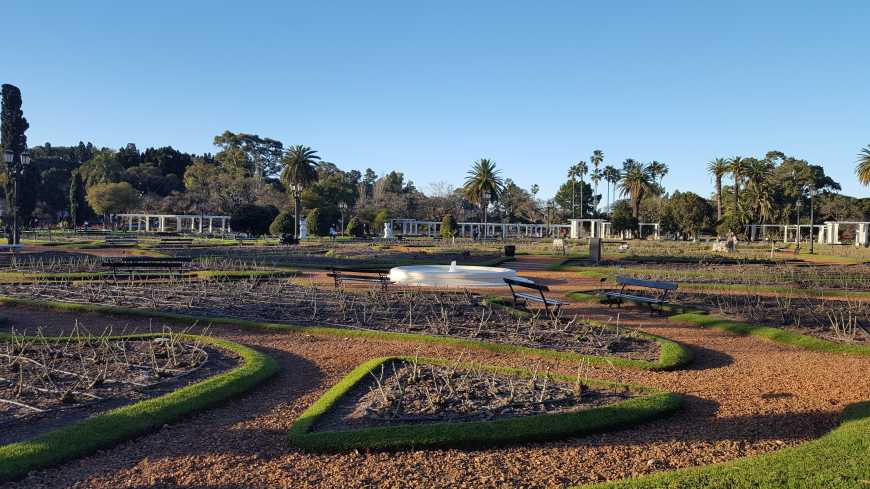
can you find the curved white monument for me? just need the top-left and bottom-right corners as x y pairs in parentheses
(389, 261), (524, 288)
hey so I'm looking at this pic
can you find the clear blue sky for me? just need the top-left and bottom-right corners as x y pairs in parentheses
(6, 1), (870, 198)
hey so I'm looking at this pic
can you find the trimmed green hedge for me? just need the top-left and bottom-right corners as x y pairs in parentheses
(672, 312), (870, 357)
(579, 400), (870, 489)
(0, 296), (692, 371)
(0, 333), (278, 482)
(289, 356), (683, 452)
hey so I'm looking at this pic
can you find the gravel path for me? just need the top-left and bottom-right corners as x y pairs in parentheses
(1, 256), (868, 488)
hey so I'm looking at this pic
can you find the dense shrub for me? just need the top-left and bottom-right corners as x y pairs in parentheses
(306, 208), (325, 236)
(610, 201), (639, 236)
(440, 214), (457, 238)
(345, 217), (365, 237)
(269, 210), (296, 236)
(230, 204), (278, 236)
(372, 209), (389, 236)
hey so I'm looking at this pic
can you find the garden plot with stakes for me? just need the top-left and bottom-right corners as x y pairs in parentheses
(0, 278), (661, 362)
(0, 328), (237, 445)
(289, 356), (681, 452)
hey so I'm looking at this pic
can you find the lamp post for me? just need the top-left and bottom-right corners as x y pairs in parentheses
(3, 149), (31, 245)
(482, 190), (491, 238)
(795, 198), (802, 244)
(808, 185), (815, 254)
(338, 201), (348, 235)
(291, 183), (302, 240)
(546, 199), (554, 237)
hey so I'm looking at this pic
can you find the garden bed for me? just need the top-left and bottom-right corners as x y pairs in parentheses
(0, 280), (661, 362)
(290, 356), (682, 452)
(0, 330), (237, 445)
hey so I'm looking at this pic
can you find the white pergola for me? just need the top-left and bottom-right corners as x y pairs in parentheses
(112, 214), (231, 233)
(745, 221), (870, 246)
(568, 219), (610, 239)
(388, 219), (570, 239)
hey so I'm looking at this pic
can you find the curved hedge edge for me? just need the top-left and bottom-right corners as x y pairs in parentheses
(0, 333), (278, 483)
(577, 400), (870, 489)
(671, 312), (870, 357)
(0, 296), (691, 371)
(289, 356), (684, 452)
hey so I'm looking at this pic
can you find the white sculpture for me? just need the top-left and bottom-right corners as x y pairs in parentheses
(299, 219), (308, 240)
(383, 223), (394, 239)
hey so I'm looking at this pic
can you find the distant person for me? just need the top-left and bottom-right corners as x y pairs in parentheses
(329, 226), (337, 242)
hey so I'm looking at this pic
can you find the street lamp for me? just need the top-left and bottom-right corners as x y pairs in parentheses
(338, 201), (348, 235)
(546, 199), (554, 237)
(808, 185), (816, 254)
(3, 150), (31, 245)
(795, 198), (802, 245)
(481, 190), (491, 238)
(290, 183), (303, 240)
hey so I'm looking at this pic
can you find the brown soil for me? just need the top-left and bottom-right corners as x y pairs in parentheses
(0, 256), (868, 488)
(314, 360), (634, 431)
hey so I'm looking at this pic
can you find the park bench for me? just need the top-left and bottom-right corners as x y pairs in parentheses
(0, 244), (22, 254)
(155, 237), (194, 249)
(327, 268), (391, 290)
(101, 257), (191, 278)
(103, 235), (139, 247)
(503, 277), (569, 319)
(237, 236), (259, 246)
(603, 276), (677, 312)
(552, 238), (566, 255)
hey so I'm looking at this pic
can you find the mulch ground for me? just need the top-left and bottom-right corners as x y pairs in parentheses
(1, 256), (869, 488)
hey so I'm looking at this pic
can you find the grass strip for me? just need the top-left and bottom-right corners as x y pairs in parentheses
(0, 333), (277, 482)
(579, 400), (870, 489)
(0, 296), (692, 371)
(289, 356), (683, 452)
(671, 312), (870, 357)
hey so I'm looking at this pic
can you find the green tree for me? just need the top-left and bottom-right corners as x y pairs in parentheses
(729, 156), (749, 216)
(85, 182), (140, 227)
(707, 158), (729, 221)
(602, 165), (620, 212)
(858, 145), (870, 186)
(78, 150), (124, 188)
(269, 210), (295, 236)
(667, 191), (715, 239)
(372, 209), (390, 235)
(463, 158), (504, 223)
(280, 145), (320, 239)
(648, 160), (669, 186)
(1, 84), (30, 244)
(306, 208), (325, 236)
(68, 171), (88, 228)
(618, 163), (655, 218)
(440, 214), (457, 238)
(345, 216), (365, 237)
(230, 204), (278, 236)
(610, 201), (638, 236)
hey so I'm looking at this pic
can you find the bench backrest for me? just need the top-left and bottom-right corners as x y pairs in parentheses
(615, 275), (677, 290)
(503, 277), (549, 291)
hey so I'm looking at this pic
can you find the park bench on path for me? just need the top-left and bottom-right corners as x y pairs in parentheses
(503, 277), (569, 319)
(101, 256), (192, 279)
(155, 237), (194, 249)
(103, 235), (139, 247)
(327, 268), (391, 290)
(603, 275), (677, 312)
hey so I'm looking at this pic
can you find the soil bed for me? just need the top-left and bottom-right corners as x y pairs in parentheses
(313, 359), (636, 432)
(0, 280), (660, 361)
(0, 334), (237, 445)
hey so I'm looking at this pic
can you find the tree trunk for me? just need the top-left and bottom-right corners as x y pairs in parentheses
(715, 176), (722, 220)
(294, 194), (300, 239)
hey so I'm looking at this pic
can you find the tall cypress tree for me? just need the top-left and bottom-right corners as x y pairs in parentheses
(1, 84), (30, 244)
(69, 171), (86, 228)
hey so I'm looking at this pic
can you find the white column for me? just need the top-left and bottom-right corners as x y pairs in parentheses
(833, 222), (840, 244)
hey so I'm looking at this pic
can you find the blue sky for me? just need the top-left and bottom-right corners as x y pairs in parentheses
(5, 1), (869, 198)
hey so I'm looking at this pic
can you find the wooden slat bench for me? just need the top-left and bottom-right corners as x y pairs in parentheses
(327, 268), (391, 290)
(101, 257), (191, 278)
(155, 237), (194, 249)
(103, 235), (139, 247)
(503, 277), (569, 319)
(603, 276), (677, 312)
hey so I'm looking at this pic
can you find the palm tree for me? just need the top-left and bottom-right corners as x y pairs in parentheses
(590, 150), (604, 212)
(858, 145), (870, 186)
(567, 165), (580, 219)
(575, 161), (588, 218)
(707, 158), (729, 220)
(590, 168), (602, 212)
(280, 145), (320, 239)
(463, 158), (504, 228)
(729, 156), (749, 216)
(648, 160), (669, 187)
(618, 163), (655, 218)
(602, 165), (620, 212)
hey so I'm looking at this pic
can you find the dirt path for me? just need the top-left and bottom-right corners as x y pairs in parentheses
(2, 257), (869, 489)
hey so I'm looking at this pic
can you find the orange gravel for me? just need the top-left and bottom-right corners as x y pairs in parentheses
(1, 257), (868, 489)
